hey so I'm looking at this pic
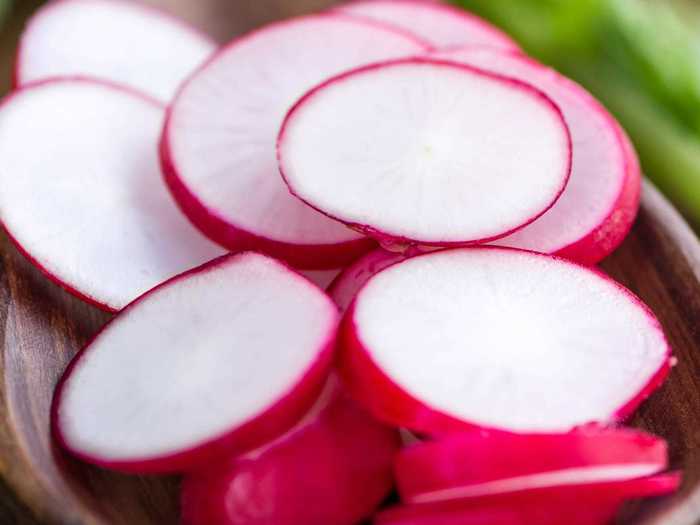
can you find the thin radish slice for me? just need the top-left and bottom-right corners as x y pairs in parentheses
(0, 79), (224, 312)
(396, 428), (668, 503)
(162, 14), (428, 270)
(335, 0), (519, 51)
(181, 377), (400, 525)
(301, 268), (345, 290)
(338, 247), (671, 435)
(52, 252), (338, 473)
(279, 58), (572, 247)
(15, 0), (215, 103)
(433, 48), (641, 264)
(328, 248), (410, 312)
(375, 474), (681, 525)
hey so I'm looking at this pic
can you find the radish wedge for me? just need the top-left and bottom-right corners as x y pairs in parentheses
(16, 0), (215, 102)
(162, 14), (428, 269)
(328, 249), (409, 313)
(434, 48), (641, 264)
(338, 247), (671, 435)
(396, 428), (668, 503)
(336, 0), (519, 51)
(278, 58), (572, 247)
(376, 474), (681, 525)
(0, 79), (224, 312)
(181, 378), (400, 525)
(52, 252), (338, 473)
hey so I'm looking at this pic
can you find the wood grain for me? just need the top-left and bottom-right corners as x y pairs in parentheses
(0, 1), (699, 524)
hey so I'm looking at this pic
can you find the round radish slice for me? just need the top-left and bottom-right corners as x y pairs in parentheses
(279, 58), (572, 247)
(181, 377), (400, 525)
(162, 14), (429, 270)
(396, 428), (668, 503)
(0, 79), (224, 312)
(338, 247), (671, 435)
(329, 249), (410, 313)
(375, 474), (681, 525)
(433, 48), (641, 264)
(335, 0), (519, 51)
(52, 252), (338, 473)
(15, 0), (215, 103)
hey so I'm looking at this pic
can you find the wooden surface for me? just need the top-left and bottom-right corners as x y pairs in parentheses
(0, 1), (699, 524)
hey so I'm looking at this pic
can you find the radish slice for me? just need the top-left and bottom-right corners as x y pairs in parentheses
(433, 48), (641, 264)
(375, 474), (681, 525)
(52, 252), (338, 473)
(181, 378), (400, 525)
(15, 0), (215, 102)
(162, 14), (428, 269)
(0, 79), (224, 312)
(338, 247), (671, 435)
(279, 58), (572, 247)
(328, 249), (409, 313)
(335, 0), (519, 51)
(396, 428), (668, 503)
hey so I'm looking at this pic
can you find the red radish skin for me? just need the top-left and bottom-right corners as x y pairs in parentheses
(0, 79), (225, 312)
(181, 380), (400, 525)
(52, 253), (338, 474)
(396, 428), (668, 503)
(433, 48), (641, 264)
(15, 0), (215, 102)
(300, 268), (345, 290)
(338, 247), (672, 436)
(336, 0), (520, 51)
(162, 14), (429, 269)
(376, 474), (682, 525)
(279, 58), (573, 248)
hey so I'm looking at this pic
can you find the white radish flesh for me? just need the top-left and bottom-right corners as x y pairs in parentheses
(339, 247), (671, 435)
(16, 0), (215, 102)
(336, 0), (519, 51)
(279, 58), (572, 246)
(52, 252), (338, 473)
(434, 48), (640, 264)
(162, 14), (428, 269)
(0, 79), (224, 311)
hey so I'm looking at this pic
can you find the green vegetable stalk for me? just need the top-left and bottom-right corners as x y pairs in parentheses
(451, 0), (700, 227)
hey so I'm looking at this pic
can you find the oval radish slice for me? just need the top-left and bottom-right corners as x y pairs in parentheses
(279, 58), (572, 247)
(338, 247), (671, 435)
(328, 249), (409, 313)
(433, 48), (641, 264)
(396, 429), (668, 504)
(162, 14), (429, 270)
(0, 79), (224, 312)
(15, 0), (215, 103)
(52, 252), (338, 473)
(181, 378), (400, 525)
(375, 474), (681, 525)
(335, 0), (519, 51)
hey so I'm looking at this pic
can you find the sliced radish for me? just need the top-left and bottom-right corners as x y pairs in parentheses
(396, 428), (668, 503)
(0, 79), (224, 312)
(338, 247), (671, 435)
(433, 48), (641, 264)
(52, 252), (338, 473)
(15, 0), (215, 102)
(335, 0), (519, 51)
(162, 14), (429, 269)
(181, 377), (400, 525)
(328, 249), (409, 312)
(375, 474), (681, 525)
(301, 268), (345, 290)
(279, 58), (572, 247)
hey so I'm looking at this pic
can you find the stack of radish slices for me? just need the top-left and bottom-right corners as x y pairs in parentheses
(0, 0), (678, 523)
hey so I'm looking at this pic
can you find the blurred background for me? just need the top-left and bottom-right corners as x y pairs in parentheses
(2, 0), (700, 230)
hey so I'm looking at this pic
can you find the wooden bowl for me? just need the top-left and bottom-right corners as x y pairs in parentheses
(1, 2), (700, 524)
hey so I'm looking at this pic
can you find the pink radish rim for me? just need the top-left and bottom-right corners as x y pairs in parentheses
(51, 252), (338, 473)
(278, 57), (573, 247)
(338, 246), (673, 435)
